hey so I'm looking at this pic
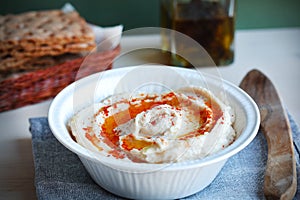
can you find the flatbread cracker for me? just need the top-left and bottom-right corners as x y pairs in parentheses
(0, 53), (83, 79)
(0, 9), (96, 73)
(0, 10), (95, 54)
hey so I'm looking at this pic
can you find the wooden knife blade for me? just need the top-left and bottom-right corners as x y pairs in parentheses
(239, 69), (297, 200)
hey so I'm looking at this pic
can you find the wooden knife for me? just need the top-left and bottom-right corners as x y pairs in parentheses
(239, 69), (297, 200)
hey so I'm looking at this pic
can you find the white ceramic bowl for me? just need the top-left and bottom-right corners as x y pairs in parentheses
(48, 65), (260, 199)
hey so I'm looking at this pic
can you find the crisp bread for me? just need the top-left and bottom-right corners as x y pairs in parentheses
(0, 10), (96, 55)
(0, 53), (83, 80)
(0, 9), (97, 74)
(2, 41), (95, 58)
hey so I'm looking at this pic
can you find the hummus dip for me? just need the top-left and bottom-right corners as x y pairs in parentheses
(68, 87), (236, 163)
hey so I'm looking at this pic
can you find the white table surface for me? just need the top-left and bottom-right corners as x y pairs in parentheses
(0, 28), (299, 199)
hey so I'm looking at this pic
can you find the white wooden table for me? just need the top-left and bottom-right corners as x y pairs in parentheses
(0, 28), (299, 199)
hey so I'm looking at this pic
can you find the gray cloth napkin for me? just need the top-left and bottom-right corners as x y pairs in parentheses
(30, 115), (300, 200)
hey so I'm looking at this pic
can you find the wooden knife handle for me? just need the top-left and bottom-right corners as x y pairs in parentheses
(240, 69), (297, 200)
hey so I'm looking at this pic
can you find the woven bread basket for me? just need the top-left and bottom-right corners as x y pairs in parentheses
(0, 46), (120, 112)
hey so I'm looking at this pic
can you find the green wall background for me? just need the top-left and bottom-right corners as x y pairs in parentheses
(1, 0), (300, 30)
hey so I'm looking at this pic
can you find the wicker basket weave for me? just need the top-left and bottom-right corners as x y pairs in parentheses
(0, 46), (120, 112)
